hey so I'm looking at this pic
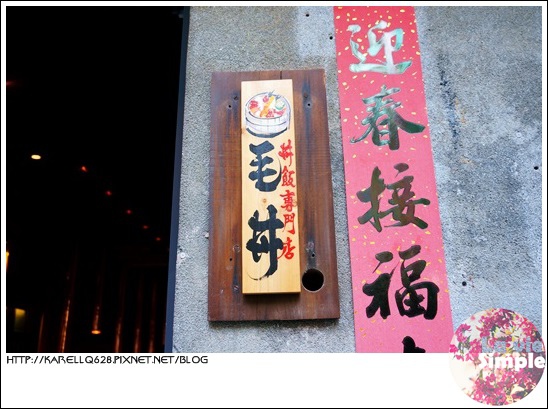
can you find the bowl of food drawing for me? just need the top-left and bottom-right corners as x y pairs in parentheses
(245, 91), (291, 138)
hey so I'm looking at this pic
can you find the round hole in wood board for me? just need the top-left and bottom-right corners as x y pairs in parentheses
(302, 269), (324, 292)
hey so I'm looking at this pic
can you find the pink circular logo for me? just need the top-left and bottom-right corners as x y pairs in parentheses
(449, 308), (545, 405)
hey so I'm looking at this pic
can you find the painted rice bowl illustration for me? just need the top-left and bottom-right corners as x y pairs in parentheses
(245, 91), (291, 137)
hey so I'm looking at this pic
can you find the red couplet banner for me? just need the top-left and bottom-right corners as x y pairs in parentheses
(334, 6), (453, 352)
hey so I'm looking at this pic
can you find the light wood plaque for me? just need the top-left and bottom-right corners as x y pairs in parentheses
(241, 79), (301, 294)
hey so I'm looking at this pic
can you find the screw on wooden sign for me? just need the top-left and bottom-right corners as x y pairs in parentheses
(241, 79), (301, 294)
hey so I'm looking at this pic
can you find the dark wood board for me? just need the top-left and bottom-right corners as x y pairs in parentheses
(208, 69), (340, 321)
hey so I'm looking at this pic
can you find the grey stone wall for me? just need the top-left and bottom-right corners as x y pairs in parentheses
(171, 6), (542, 352)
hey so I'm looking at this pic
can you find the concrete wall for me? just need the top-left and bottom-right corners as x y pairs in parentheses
(171, 6), (542, 352)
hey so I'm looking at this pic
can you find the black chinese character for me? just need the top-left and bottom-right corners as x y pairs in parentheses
(362, 251), (395, 319)
(351, 85), (424, 150)
(362, 246), (439, 320)
(402, 336), (426, 353)
(246, 205), (284, 280)
(248, 141), (281, 192)
(395, 245), (439, 320)
(357, 166), (430, 232)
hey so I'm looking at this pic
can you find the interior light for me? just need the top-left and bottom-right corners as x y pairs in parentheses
(14, 308), (26, 332)
(91, 306), (101, 335)
(31, 154), (41, 160)
(5, 250), (9, 270)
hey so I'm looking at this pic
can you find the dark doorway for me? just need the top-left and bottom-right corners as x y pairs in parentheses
(6, 6), (186, 352)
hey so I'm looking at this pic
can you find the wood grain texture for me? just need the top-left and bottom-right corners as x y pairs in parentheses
(208, 69), (339, 321)
(241, 79), (301, 294)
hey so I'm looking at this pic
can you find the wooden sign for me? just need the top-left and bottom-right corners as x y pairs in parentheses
(334, 6), (453, 351)
(208, 70), (339, 321)
(241, 79), (301, 294)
